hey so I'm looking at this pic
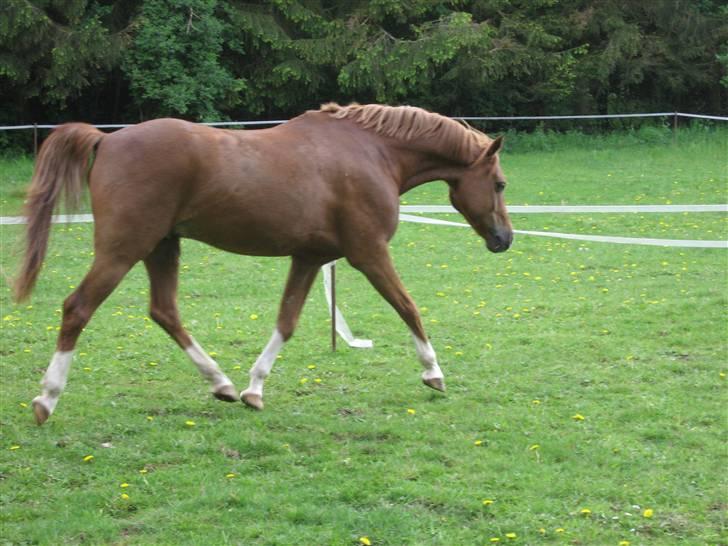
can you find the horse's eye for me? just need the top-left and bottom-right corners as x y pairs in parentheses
(495, 181), (506, 193)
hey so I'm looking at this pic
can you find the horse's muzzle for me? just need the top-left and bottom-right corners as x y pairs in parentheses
(486, 228), (513, 253)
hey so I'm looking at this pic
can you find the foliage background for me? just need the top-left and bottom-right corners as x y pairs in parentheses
(1, 0), (727, 127)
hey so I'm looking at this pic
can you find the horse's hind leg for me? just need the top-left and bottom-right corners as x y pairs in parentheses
(143, 236), (237, 402)
(241, 256), (322, 410)
(32, 256), (134, 425)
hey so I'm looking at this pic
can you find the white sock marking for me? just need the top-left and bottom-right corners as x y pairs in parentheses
(33, 350), (74, 414)
(412, 333), (444, 381)
(185, 337), (233, 390)
(243, 329), (285, 398)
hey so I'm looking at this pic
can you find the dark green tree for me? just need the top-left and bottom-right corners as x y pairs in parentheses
(122, 0), (245, 120)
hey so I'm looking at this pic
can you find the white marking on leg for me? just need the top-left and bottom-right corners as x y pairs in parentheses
(33, 350), (74, 415)
(185, 337), (233, 390)
(242, 329), (285, 398)
(412, 333), (444, 382)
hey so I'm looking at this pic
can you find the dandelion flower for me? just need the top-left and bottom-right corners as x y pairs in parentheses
(643, 508), (654, 518)
(249, 314), (258, 320)
(185, 420), (196, 427)
(83, 455), (94, 462)
(490, 539), (500, 543)
(139, 469), (148, 474)
(580, 508), (592, 516)
(307, 364), (317, 369)
(226, 473), (236, 479)
(9, 445), (20, 450)
(505, 532), (517, 539)
(482, 499), (494, 506)
(474, 440), (483, 446)
(619, 541), (631, 546)
(120, 493), (130, 500)
(529, 444), (540, 451)
(555, 528), (565, 533)
(406, 408), (416, 415)
(299, 377), (308, 385)
(359, 537), (371, 546)
(120, 483), (129, 488)
(572, 413), (585, 421)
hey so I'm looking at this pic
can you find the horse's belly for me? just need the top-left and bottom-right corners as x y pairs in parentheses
(174, 215), (338, 258)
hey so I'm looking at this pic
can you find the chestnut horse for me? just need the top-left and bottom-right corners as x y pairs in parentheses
(15, 103), (512, 425)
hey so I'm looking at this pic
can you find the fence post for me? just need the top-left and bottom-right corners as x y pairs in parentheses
(330, 261), (337, 352)
(672, 113), (678, 144)
(33, 123), (38, 156)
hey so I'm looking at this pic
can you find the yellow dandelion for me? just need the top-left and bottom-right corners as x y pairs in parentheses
(529, 444), (540, 451)
(619, 541), (631, 546)
(531, 399), (541, 405)
(474, 440), (483, 446)
(314, 378), (322, 384)
(83, 455), (94, 462)
(359, 537), (371, 546)
(226, 473), (236, 479)
(139, 469), (148, 474)
(19, 402), (27, 408)
(572, 413), (585, 421)
(307, 364), (317, 369)
(538, 528), (546, 535)
(482, 499), (494, 506)
(249, 314), (258, 320)
(490, 539), (500, 543)
(120, 483), (129, 488)
(146, 416), (154, 421)
(299, 377), (308, 384)
(120, 493), (130, 500)
(9, 445), (20, 450)
(185, 420), (196, 427)
(505, 532), (517, 539)
(406, 408), (416, 415)
(555, 528), (565, 533)
(643, 508), (654, 518)
(580, 508), (592, 516)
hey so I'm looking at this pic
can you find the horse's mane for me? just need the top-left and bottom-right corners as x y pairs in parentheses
(318, 102), (491, 163)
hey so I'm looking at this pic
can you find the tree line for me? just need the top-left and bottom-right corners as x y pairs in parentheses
(2, 0), (727, 126)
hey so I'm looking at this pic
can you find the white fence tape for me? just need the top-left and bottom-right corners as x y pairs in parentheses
(399, 213), (728, 248)
(402, 204), (728, 214)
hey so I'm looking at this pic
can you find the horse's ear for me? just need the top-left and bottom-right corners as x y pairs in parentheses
(486, 135), (504, 157)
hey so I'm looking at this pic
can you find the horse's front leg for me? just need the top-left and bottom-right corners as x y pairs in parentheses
(241, 256), (323, 410)
(347, 243), (445, 392)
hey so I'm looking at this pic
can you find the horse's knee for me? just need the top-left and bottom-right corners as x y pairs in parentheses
(150, 306), (176, 332)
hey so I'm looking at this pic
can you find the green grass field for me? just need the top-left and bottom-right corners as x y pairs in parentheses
(1, 128), (727, 545)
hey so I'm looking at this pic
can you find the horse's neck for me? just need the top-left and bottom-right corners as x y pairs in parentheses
(396, 147), (466, 195)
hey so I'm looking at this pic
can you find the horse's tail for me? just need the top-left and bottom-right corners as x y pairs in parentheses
(14, 123), (105, 302)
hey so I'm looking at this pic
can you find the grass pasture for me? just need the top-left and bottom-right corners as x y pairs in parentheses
(1, 129), (727, 545)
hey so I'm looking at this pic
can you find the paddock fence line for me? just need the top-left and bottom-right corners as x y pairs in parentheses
(1, 111), (726, 155)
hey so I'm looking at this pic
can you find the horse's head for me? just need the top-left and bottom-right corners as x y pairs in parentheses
(448, 136), (513, 253)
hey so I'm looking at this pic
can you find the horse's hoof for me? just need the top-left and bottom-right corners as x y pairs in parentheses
(422, 377), (446, 392)
(32, 398), (50, 426)
(213, 384), (238, 403)
(241, 392), (264, 411)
